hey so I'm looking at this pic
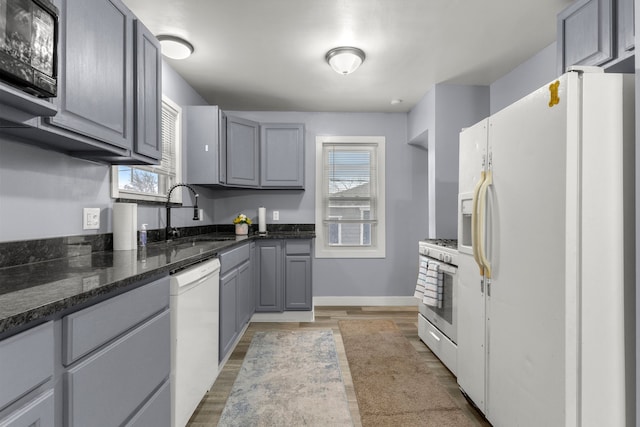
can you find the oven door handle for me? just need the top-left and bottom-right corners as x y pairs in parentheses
(471, 170), (486, 275)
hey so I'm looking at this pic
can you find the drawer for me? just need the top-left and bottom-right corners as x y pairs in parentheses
(0, 389), (54, 427)
(418, 314), (457, 375)
(219, 243), (250, 274)
(124, 380), (170, 427)
(62, 276), (170, 365)
(285, 239), (311, 255)
(0, 322), (53, 411)
(66, 310), (170, 427)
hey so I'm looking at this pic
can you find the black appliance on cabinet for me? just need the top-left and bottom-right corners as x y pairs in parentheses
(0, 0), (58, 97)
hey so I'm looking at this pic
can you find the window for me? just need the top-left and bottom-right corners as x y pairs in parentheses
(110, 96), (182, 203)
(315, 136), (386, 258)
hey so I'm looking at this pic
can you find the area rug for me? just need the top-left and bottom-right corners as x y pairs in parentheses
(338, 319), (473, 427)
(217, 330), (353, 426)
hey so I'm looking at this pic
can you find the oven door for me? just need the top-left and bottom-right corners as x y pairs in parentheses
(417, 257), (457, 343)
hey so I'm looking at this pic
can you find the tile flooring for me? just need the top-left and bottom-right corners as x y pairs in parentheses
(187, 306), (491, 426)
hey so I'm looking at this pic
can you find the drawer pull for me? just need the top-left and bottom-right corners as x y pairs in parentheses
(429, 331), (441, 342)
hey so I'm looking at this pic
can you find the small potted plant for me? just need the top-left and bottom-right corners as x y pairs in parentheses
(233, 213), (252, 235)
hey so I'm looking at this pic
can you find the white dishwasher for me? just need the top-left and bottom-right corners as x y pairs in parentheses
(170, 258), (220, 427)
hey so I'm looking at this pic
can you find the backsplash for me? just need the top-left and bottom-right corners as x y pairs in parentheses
(0, 224), (315, 268)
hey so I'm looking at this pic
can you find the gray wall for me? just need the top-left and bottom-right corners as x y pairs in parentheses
(215, 111), (428, 297)
(0, 60), (210, 242)
(489, 42), (558, 114)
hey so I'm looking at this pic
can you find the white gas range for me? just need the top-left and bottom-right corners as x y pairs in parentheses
(416, 239), (459, 375)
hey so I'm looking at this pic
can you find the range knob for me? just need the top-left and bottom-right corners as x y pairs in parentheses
(444, 254), (452, 263)
(439, 253), (445, 261)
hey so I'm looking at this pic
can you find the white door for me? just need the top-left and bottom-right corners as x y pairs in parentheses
(484, 74), (570, 426)
(456, 119), (489, 413)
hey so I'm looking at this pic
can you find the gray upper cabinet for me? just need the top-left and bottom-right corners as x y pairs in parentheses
(617, 0), (635, 56)
(132, 20), (162, 162)
(557, 0), (614, 75)
(5, 0), (162, 164)
(46, 0), (134, 152)
(186, 106), (227, 185)
(557, 0), (635, 74)
(260, 123), (305, 189)
(226, 116), (260, 187)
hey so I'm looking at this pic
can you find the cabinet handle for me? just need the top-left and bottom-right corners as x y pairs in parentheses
(429, 331), (441, 342)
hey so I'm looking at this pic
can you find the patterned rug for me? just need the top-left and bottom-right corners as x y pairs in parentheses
(339, 319), (474, 427)
(217, 330), (353, 426)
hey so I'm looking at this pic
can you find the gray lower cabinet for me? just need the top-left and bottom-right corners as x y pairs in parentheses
(260, 123), (305, 189)
(255, 240), (284, 312)
(256, 239), (313, 312)
(62, 276), (170, 427)
(0, 276), (170, 427)
(219, 243), (252, 362)
(226, 116), (260, 187)
(219, 268), (239, 362)
(65, 310), (169, 427)
(284, 240), (313, 310)
(0, 322), (54, 427)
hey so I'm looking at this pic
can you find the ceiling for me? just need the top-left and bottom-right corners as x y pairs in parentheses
(123, 0), (574, 113)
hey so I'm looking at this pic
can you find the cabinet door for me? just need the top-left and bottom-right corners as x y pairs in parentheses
(0, 389), (54, 427)
(237, 260), (253, 327)
(618, 0), (635, 54)
(133, 20), (162, 162)
(284, 255), (312, 310)
(66, 310), (170, 427)
(226, 116), (259, 187)
(186, 106), (225, 185)
(255, 240), (283, 312)
(557, 0), (614, 74)
(48, 0), (134, 151)
(219, 269), (238, 362)
(260, 123), (305, 188)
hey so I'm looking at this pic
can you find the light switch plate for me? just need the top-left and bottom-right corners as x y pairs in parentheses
(273, 210), (279, 221)
(83, 208), (100, 230)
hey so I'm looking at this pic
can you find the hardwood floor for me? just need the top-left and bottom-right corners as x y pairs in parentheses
(187, 306), (491, 426)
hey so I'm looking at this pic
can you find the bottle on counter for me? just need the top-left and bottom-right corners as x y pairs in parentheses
(140, 224), (148, 247)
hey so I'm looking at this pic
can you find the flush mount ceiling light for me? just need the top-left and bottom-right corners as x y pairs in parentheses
(157, 35), (194, 60)
(325, 46), (366, 75)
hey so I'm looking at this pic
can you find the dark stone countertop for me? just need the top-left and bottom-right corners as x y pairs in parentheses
(0, 230), (315, 337)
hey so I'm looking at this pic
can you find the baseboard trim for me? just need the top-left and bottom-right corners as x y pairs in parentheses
(251, 310), (315, 323)
(313, 296), (419, 306)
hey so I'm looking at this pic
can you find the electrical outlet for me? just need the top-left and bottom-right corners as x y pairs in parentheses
(83, 208), (100, 230)
(273, 210), (279, 221)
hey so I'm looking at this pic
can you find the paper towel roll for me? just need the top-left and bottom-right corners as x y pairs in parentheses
(258, 207), (266, 233)
(113, 203), (138, 250)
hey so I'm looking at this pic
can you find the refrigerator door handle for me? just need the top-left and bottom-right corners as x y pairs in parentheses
(478, 169), (493, 278)
(471, 170), (486, 275)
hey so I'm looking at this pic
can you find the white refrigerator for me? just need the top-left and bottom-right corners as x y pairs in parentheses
(456, 67), (635, 427)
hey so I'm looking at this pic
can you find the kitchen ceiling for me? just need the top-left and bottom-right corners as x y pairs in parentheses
(123, 0), (574, 113)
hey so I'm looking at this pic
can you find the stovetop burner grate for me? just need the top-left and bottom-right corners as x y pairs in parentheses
(422, 239), (458, 249)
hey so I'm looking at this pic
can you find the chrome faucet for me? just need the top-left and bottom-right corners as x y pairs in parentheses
(166, 183), (200, 241)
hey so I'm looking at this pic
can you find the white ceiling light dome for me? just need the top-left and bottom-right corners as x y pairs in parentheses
(157, 35), (194, 60)
(325, 47), (366, 75)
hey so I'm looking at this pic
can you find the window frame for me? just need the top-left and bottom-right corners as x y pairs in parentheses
(315, 135), (386, 258)
(110, 95), (182, 204)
